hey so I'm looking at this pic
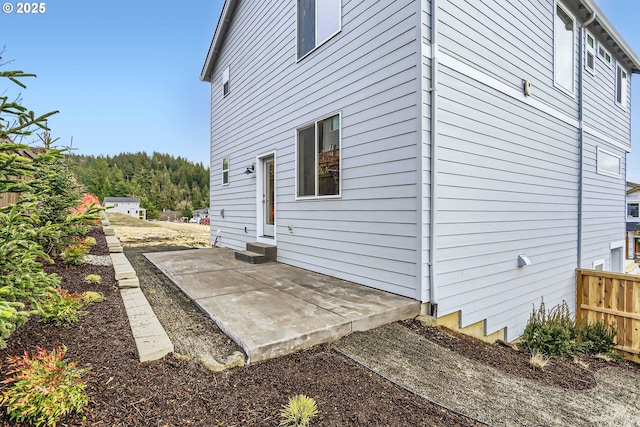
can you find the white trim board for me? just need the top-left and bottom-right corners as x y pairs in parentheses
(438, 52), (631, 153)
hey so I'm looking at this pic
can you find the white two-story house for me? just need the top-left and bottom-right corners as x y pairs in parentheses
(201, 0), (639, 341)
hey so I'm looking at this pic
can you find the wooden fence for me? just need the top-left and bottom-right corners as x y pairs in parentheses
(576, 269), (640, 363)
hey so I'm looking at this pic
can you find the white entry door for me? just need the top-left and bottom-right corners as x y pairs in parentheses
(262, 156), (275, 237)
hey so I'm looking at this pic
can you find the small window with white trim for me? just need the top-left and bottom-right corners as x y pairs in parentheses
(554, 3), (575, 95)
(598, 44), (612, 67)
(222, 66), (230, 97)
(222, 157), (229, 185)
(616, 63), (628, 109)
(596, 147), (620, 177)
(585, 32), (595, 74)
(627, 203), (639, 218)
(592, 259), (604, 271)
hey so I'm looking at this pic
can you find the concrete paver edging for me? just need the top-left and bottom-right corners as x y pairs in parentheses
(108, 244), (173, 362)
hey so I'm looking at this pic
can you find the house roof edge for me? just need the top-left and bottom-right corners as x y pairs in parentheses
(200, 0), (238, 83)
(579, 0), (640, 72)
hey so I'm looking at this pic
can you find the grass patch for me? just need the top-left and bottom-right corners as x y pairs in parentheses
(106, 212), (158, 228)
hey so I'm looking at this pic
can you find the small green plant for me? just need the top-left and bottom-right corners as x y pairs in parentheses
(576, 320), (617, 356)
(38, 289), (103, 325)
(62, 244), (88, 265)
(280, 394), (318, 427)
(1, 346), (89, 427)
(521, 299), (579, 357)
(83, 236), (96, 247)
(84, 274), (102, 284)
(529, 351), (550, 370)
(81, 291), (105, 304)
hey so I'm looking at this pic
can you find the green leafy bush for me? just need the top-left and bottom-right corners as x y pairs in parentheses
(577, 320), (617, 356)
(37, 289), (103, 326)
(521, 300), (580, 357)
(1, 346), (88, 427)
(280, 394), (318, 427)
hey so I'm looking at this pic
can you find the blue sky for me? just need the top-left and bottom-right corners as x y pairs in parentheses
(0, 0), (225, 165)
(0, 0), (639, 179)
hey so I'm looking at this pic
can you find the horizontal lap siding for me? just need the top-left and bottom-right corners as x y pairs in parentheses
(434, 0), (581, 339)
(438, 0), (578, 120)
(580, 134), (626, 269)
(209, 0), (422, 298)
(582, 40), (631, 145)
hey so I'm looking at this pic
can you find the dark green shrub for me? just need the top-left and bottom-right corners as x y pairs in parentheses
(577, 320), (617, 355)
(521, 300), (580, 357)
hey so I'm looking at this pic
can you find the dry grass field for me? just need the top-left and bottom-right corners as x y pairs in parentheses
(106, 212), (211, 247)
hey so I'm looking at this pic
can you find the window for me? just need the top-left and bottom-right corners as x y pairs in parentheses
(222, 66), (230, 97)
(297, 0), (341, 59)
(297, 113), (341, 197)
(222, 157), (229, 185)
(598, 44), (612, 66)
(597, 147), (620, 177)
(554, 3), (575, 94)
(616, 63), (628, 108)
(585, 32), (595, 74)
(628, 203), (639, 218)
(592, 259), (604, 271)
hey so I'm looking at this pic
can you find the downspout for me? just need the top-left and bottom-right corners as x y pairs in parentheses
(578, 11), (596, 269)
(428, 0), (439, 316)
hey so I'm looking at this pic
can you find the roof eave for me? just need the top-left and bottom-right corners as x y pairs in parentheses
(200, 0), (238, 83)
(579, 0), (640, 73)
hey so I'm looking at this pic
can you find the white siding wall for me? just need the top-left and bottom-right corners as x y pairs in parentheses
(580, 27), (630, 270)
(209, 0), (423, 298)
(433, 0), (582, 339)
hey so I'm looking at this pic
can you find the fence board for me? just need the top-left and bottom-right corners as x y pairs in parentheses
(576, 269), (640, 363)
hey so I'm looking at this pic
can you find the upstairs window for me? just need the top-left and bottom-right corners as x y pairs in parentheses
(222, 66), (230, 97)
(597, 147), (620, 178)
(297, 114), (341, 197)
(598, 44), (612, 66)
(222, 157), (230, 185)
(616, 64), (628, 109)
(628, 203), (639, 218)
(585, 32), (595, 74)
(297, 0), (341, 59)
(554, 3), (575, 95)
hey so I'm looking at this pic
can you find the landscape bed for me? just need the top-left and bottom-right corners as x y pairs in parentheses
(1, 226), (638, 426)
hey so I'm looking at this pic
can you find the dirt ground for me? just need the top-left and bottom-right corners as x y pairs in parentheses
(107, 212), (211, 247)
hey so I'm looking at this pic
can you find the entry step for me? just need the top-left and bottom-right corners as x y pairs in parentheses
(235, 242), (277, 264)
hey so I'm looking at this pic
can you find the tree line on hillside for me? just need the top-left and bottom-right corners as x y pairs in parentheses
(71, 152), (210, 219)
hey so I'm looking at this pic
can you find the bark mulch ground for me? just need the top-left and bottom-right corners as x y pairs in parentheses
(401, 319), (640, 391)
(0, 228), (482, 427)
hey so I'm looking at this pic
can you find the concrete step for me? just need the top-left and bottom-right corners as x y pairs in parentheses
(234, 250), (269, 264)
(103, 226), (115, 236)
(246, 242), (277, 261)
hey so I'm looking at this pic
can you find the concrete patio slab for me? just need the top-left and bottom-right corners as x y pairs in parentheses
(144, 248), (420, 364)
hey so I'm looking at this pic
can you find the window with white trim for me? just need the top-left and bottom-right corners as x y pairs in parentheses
(627, 203), (639, 218)
(585, 31), (595, 74)
(222, 157), (229, 185)
(616, 63), (628, 109)
(592, 259), (604, 271)
(297, 114), (341, 197)
(597, 147), (620, 177)
(297, 0), (341, 59)
(598, 44), (612, 67)
(222, 66), (230, 97)
(554, 3), (575, 94)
